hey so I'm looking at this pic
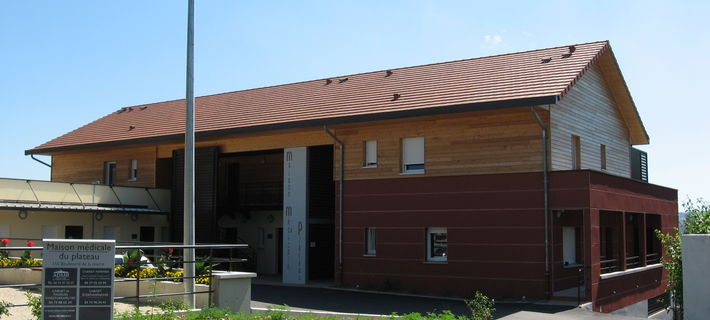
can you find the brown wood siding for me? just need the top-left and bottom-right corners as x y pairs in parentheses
(333, 107), (546, 181)
(51, 145), (157, 187)
(551, 64), (631, 177)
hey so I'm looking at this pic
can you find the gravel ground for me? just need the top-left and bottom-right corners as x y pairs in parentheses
(0, 288), (163, 320)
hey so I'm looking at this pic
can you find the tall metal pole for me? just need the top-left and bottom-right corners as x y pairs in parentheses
(183, 0), (196, 308)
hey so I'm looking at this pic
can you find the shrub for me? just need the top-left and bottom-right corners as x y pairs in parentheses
(465, 291), (496, 320)
(25, 291), (41, 320)
(0, 301), (11, 319)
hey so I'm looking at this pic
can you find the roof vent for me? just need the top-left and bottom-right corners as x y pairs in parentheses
(139, 106), (148, 110)
(325, 79), (333, 85)
(385, 70), (393, 77)
(338, 78), (349, 83)
(391, 93), (401, 101)
(541, 57), (552, 64)
(568, 45), (576, 53)
(116, 109), (125, 114)
(126, 107), (133, 112)
(128, 125), (136, 131)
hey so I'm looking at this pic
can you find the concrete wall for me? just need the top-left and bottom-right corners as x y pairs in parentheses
(681, 234), (710, 320)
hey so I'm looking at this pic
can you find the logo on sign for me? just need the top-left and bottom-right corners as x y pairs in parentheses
(53, 270), (70, 280)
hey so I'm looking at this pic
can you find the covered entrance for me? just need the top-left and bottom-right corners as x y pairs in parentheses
(166, 145), (335, 283)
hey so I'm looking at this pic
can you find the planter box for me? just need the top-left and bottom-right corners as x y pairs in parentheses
(0, 267), (41, 285)
(114, 277), (211, 307)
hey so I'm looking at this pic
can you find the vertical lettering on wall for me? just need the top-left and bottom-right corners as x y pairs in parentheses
(283, 147), (308, 284)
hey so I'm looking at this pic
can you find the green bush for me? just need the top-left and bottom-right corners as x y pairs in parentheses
(465, 291), (496, 320)
(0, 301), (11, 319)
(24, 291), (41, 320)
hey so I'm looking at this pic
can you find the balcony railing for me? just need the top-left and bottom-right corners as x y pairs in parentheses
(600, 258), (619, 274)
(626, 255), (642, 269)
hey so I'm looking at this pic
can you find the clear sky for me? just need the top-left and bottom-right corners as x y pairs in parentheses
(1, 1), (708, 204)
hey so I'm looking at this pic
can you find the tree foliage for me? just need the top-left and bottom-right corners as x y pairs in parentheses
(681, 198), (710, 234)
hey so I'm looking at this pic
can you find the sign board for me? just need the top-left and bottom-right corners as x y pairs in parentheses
(42, 239), (115, 320)
(283, 147), (308, 284)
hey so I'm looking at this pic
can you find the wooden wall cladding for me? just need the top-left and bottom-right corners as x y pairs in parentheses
(550, 64), (631, 177)
(51, 144), (157, 187)
(333, 106), (547, 181)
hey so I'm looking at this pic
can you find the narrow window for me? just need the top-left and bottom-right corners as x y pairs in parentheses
(562, 226), (577, 266)
(0, 225), (8, 238)
(257, 227), (266, 249)
(104, 161), (117, 185)
(103, 226), (118, 240)
(600, 144), (607, 170)
(363, 140), (378, 167)
(571, 135), (581, 170)
(365, 227), (376, 255)
(129, 159), (138, 181)
(426, 227), (447, 262)
(402, 137), (425, 174)
(42, 225), (58, 239)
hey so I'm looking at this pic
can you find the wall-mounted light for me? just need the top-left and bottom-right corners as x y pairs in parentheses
(18, 210), (28, 220)
(95, 212), (104, 221)
(555, 210), (563, 219)
(130, 213), (138, 221)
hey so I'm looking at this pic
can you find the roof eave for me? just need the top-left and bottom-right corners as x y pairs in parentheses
(26, 95), (559, 155)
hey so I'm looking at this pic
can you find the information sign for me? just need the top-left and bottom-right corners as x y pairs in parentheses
(42, 239), (115, 320)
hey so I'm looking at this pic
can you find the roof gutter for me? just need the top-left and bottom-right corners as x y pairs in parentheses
(531, 105), (551, 299)
(323, 125), (345, 284)
(26, 96), (559, 155)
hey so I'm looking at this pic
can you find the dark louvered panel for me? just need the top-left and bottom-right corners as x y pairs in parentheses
(171, 146), (220, 243)
(630, 147), (648, 182)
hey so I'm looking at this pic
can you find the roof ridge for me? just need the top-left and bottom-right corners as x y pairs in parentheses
(115, 40), (610, 111)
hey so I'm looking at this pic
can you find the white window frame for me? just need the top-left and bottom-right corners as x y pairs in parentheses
(426, 227), (447, 262)
(363, 140), (378, 168)
(563, 226), (577, 266)
(365, 227), (376, 256)
(128, 159), (138, 181)
(402, 137), (425, 174)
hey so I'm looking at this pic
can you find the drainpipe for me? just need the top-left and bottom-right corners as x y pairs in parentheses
(323, 125), (344, 283)
(531, 106), (551, 298)
(30, 154), (52, 168)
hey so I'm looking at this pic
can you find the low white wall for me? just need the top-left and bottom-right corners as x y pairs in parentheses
(681, 234), (710, 320)
(0, 268), (255, 314)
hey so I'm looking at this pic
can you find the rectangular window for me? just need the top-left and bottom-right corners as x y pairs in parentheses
(571, 135), (581, 170)
(365, 227), (376, 255)
(104, 161), (117, 185)
(65, 225), (84, 239)
(363, 140), (378, 167)
(402, 137), (425, 174)
(103, 226), (118, 240)
(257, 227), (266, 249)
(42, 225), (58, 239)
(426, 227), (447, 262)
(600, 144), (607, 170)
(129, 159), (138, 181)
(0, 225), (8, 238)
(562, 226), (577, 266)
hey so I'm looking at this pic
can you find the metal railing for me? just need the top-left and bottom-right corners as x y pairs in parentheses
(625, 255), (642, 269)
(0, 242), (249, 313)
(600, 258), (619, 274)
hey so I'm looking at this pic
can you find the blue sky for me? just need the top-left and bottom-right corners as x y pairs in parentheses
(1, 1), (708, 203)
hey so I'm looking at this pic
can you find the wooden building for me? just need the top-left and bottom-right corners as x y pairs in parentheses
(26, 41), (677, 316)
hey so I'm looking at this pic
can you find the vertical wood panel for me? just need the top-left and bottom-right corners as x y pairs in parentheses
(551, 64), (631, 177)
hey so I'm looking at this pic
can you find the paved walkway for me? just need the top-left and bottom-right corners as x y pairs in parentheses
(251, 283), (647, 319)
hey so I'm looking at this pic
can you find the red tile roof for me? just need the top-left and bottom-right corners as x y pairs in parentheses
(27, 40), (645, 154)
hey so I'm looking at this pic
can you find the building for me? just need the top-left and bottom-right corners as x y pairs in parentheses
(0, 178), (170, 249)
(24, 41), (677, 315)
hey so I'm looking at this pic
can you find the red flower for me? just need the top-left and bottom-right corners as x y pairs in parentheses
(1, 238), (8, 245)
(128, 259), (135, 263)
(168, 248), (174, 254)
(26, 240), (34, 247)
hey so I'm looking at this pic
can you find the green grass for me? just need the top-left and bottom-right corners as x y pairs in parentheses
(114, 305), (471, 320)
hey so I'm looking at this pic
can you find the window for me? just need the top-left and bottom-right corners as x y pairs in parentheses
(363, 140), (378, 167)
(402, 137), (425, 174)
(571, 135), (581, 170)
(103, 226), (118, 240)
(365, 227), (376, 255)
(426, 227), (447, 262)
(104, 161), (117, 185)
(600, 144), (607, 170)
(42, 225), (58, 239)
(129, 159), (138, 181)
(562, 226), (577, 266)
(65, 225), (84, 239)
(0, 225), (8, 238)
